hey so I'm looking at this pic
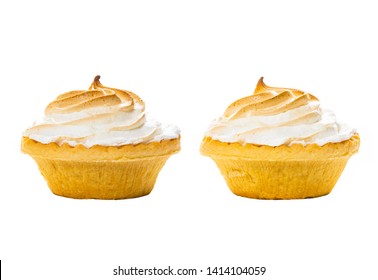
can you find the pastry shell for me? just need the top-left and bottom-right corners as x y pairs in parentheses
(200, 134), (360, 199)
(22, 136), (180, 199)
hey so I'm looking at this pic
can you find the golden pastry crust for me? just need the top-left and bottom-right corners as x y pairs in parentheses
(22, 136), (180, 199)
(200, 134), (359, 160)
(200, 134), (360, 199)
(22, 136), (180, 160)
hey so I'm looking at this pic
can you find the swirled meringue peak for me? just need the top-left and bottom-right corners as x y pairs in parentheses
(24, 76), (180, 147)
(205, 77), (356, 146)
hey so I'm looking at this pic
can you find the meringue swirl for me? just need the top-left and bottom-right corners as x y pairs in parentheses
(205, 77), (356, 146)
(24, 76), (180, 147)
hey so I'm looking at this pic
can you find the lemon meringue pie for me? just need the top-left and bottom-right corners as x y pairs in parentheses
(22, 76), (180, 199)
(200, 77), (359, 199)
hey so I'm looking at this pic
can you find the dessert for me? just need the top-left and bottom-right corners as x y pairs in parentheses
(22, 76), (180, 199)
(200, 77), (359, 199)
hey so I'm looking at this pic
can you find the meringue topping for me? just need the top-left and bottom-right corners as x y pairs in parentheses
(24, 76), (180, 147)
(205, 77), (356, 146)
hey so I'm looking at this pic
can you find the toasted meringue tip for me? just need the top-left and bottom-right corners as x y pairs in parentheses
(94, 75), (101, 82)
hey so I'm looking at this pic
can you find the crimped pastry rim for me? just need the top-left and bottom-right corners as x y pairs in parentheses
(21, 136), (180, 161)
(200, 134), (360, 161)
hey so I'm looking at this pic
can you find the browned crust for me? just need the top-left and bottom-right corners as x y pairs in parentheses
(200, 134), (360, 161)
(22, 136), (180, 161)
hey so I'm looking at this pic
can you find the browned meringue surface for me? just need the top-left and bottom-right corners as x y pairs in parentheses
(205, 77), (356, 146)
(23, 76), (180, 147)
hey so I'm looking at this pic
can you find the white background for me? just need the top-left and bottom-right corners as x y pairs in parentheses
(1, 1), (377, 279)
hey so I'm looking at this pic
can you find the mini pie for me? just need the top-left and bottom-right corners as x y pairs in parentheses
(200, 77), (359, 199)
(22, 76), (180, 199)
